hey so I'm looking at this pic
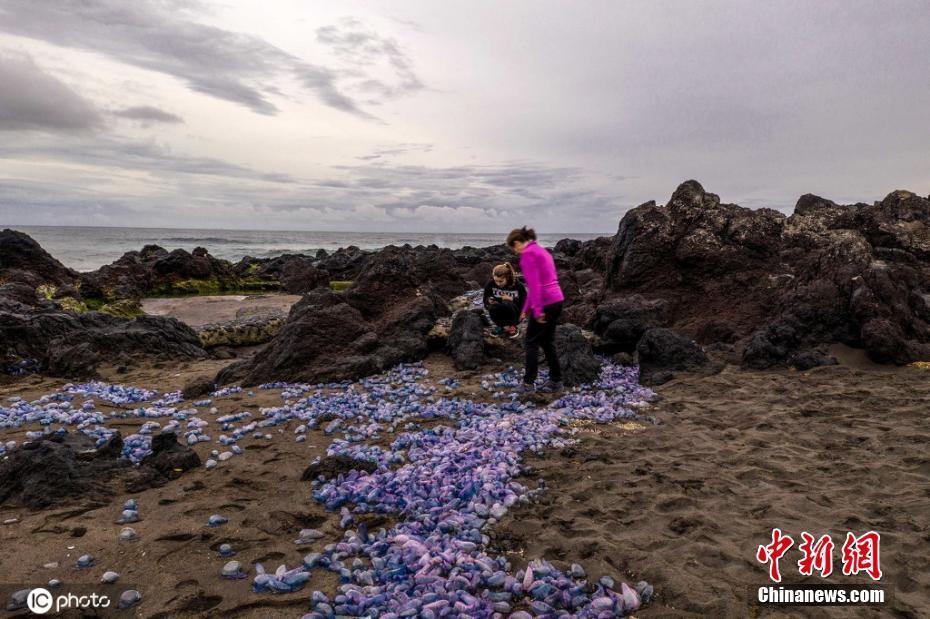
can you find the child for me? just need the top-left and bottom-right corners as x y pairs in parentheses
(483, 263), (526, 337)
(506, 226), (564, 393)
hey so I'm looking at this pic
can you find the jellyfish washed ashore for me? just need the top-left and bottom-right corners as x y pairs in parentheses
(292, 361), (655, 618)
(1, 359), (655, 617)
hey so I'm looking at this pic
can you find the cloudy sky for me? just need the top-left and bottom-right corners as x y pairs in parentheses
(0, 0), (928, 233)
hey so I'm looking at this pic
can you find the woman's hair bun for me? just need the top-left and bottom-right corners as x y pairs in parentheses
(507, 226), (537, 246)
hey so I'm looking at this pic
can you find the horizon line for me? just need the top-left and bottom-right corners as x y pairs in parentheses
(7, 224), (615, 236)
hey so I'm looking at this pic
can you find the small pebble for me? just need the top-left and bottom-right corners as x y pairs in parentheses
(48, 579), (62, 589)
(205, 459), (218, 469)
(218, 543), (235, 557)
(76, 554), (95, 568)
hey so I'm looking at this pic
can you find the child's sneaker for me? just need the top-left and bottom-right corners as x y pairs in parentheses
(515, 382), (535, 394)
(490, 326), (504, 337)
(504, 325), (519, 338)
(538, 380), (563, 393)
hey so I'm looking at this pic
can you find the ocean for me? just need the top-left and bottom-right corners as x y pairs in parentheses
(11, 226), (610, 272)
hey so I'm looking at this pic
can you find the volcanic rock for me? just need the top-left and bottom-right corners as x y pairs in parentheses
(126, 432), (202, 492)
(554, 324), (602, 385)
(79, 244), (268, 301)
(301, 455), (378, 481)
(1, 304), (206, 377)
(0, 433), (127, 510)
(219, 246), (460, 386)
(448, 309), (485, 370)
(636, 327), (715, 385)
(593, 295), (670, 353)
(181, 375), (216, 400)
(0, 229), (78, 288)
(602, 181), (930, 366)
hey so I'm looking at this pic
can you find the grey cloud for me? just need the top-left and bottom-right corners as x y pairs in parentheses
(317, 17), (424, 101)
(388, 16), (424, 33)
(0, 0), (371, 117)
(295, 65), (377, 118)
(300, 160), (623, 225)
(331, 161), (584, 195)
(0, 52), (102, 131)
(0, 134), (297, 184)
(113, 105), (184, 124)
(357, 143), (434, 160)
(0, 153), (627, 232)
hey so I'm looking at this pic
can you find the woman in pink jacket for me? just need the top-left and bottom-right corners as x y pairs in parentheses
(507, 226), (565, 393)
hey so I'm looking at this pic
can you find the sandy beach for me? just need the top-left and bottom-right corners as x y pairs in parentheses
(2, 347), (927, 617)
(141, 295), (302, 328)
(494, 348), (930, 618)
(3, 1), (929, 615)
(5, 182), (930, 617)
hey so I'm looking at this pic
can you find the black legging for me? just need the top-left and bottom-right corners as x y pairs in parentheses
(487, 301), (520, 327)
(524, 301), (562, 384)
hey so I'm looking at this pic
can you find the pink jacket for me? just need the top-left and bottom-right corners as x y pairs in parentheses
(519, 241), (564, 317)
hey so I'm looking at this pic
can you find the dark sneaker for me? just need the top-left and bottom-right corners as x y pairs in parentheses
(538, 380), (563, 393)
(491, 326), (504, 337)
(515, 382), (536, 394)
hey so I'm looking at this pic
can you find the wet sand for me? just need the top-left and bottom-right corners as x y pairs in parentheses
(493, 349), (930, 618)
(0, 358), (330, 617)
(141, 294), (302, 327)
(0, 356), (506, 618)
(1, 351), (927, 617)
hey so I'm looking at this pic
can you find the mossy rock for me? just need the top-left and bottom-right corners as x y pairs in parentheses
(235, 277), (281, 292)
(150, 278), (224, 297)
(57, 297), (88, 313)
(149, 277), (280, 297)
(100, 299), (144, 318)
(198, 314), (285, 347)
(37, 284), (57, 300)
(330, 280), (353, 292)
(83, 297), (106, 311)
